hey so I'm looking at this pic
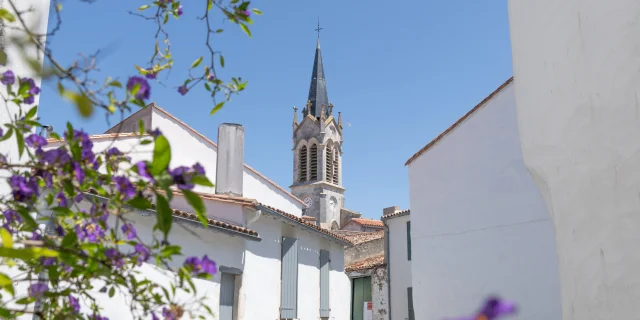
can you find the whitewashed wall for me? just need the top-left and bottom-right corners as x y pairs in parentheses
(407, 82), (562, 320)
(243, 217), (350, 320)
(386, 214), (411, 320)
(0, 0), (51, 195)
(509, 0), (640, 318)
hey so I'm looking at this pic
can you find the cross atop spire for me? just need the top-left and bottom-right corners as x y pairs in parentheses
(314, 18), (323, 39)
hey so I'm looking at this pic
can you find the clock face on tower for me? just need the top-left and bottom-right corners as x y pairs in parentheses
(304, 197), (313, 208)
(329, 197), (337, 211)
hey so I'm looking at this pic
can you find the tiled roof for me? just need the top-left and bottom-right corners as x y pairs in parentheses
(381, 209), (410, 220)
(84, 189), (260, 240)
(257, 204), (352, 245)
(345, 254), (386, 272)
(301, 216), (318, 222)
(405, 77), (514, 166)
(344, 218), (384, 228)
(335, 230), (384, 245)
(170, 189), (258, 207)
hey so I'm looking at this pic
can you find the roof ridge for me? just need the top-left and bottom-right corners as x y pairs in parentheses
(405, 77), (514, 166)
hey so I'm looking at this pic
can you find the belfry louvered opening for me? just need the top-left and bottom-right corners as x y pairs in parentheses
(326, 146), (333, 182)
(310, 144), (318, 180)
(332, 149), (339, 184)
(299, 146), (308, 182)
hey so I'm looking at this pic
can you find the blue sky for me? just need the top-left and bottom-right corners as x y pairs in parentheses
(38, 0), (513, 219)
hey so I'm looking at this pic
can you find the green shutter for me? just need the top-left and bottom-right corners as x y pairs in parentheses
(351, 277), (372, 320)
(407, 287), (415, 320)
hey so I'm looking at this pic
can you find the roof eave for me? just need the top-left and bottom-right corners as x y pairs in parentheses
(381, 210), (411, 221)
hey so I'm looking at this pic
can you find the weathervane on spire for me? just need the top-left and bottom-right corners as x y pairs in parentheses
(315, 18), (323, 38)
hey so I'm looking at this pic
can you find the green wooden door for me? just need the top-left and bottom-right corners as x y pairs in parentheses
(351, 277), (372, 320)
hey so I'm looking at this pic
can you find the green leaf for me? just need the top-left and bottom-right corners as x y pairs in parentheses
(191, 175), (214, 187)
(0, 9), (15, 23)
(109, 287), (115, 297)
(215, 29), (224, 33)
(207, 0), (213, 11)
(240, 24), (251, 38)
(138, 4), (151, 11)
(15, 130), (24, 158)
(0, 229), (12, 248)
(61, 89), (93, 118)
(182, 190), (207, 228)
(138, 119), (145, 135)
(108, 80), (123, 88)
(0, 128), (13, 142)
(128, 196), (153, 210)
(191, 56), (204, 69)
(210, 102), (225, 116)
(25, 106), (37, 120)
(219, 55), (225, 68)
(252, 8), (263, 15)
(61, 232), (77, 248)
(0, 273), (14, 296)
(155, 194), (173, 238)
(151, 135), (171, 175)
(0, 247), (58, 260)
(140, 139), (153, 145)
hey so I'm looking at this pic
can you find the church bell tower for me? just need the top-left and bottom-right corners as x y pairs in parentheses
(290, 27), (345, 231)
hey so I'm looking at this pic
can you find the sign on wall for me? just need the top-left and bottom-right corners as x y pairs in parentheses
(363, 301), (373, 320)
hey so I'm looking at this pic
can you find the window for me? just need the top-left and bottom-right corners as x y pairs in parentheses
(407, 287), (415, 320)
(299, 146), (307, 182)
(281, 237), (298, 319)
(407, 221), (412, 261)
(332, 150), (339, 184)
(326, 146), (333, 182)
(319, 250), (330, 317)
(310, 144), (318, 180)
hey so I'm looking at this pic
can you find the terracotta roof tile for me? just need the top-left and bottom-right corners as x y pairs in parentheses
(84, 189), (260, 239)
(301, 216), (318, 222)
(258, 204), (352, 244)
(381, 209), (410, 220)
(345, 254), (386, 272)
(344, 218), (384, 228)
(335, 230), (384, 245)
(170, 189), (258, 207)
(46, 132), (147, 143)
(405, 77), (514, 166)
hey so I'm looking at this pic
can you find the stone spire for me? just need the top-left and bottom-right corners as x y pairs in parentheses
(307, 37), (329, 119)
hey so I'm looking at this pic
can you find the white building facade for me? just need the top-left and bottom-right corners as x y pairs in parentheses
(381, 207), (413, 320)
(508, 0), (640, 318)
(8, 104), (354, 320)
(405, 79), (562, 320)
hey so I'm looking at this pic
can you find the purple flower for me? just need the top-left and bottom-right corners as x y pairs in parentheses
(177, 85), (188, 96)
(105, 248), (125, 268)
(169, 166), (195, 190)
(73, 162), (85, 184)
(55, 224), (65, 237)
(192, 163), (205, 175)
(448, 296), (517, 320)
(121, 223), (137, 240)
(25, 134), (47, 149)
(177, 5), (183, 16)
(28, 282), (48, 297)
(162, 306), (184, 320)
(184, 255), (216, 276)
(72, 129), (96, 163)
(147, 128), (162, 138)
(21, 78), (40, 95)
(1, 70), (15, 85)
(3, 209), (22, 224)
(0, 127), (3, 138)
(207, 74), (215, 81)
(127, 76), (151, 100)
(240, 10), (250, 17)
(41, 257), (57, 266)
(106, 147), (123, 157)
(114, 176), (136, 200)
(24, 95), (35, 104)
(76, 222), (105, 243)
(69, 295), (80, 313)
(36, 147), (71, 166)
(151, 313), (159, 320)
(8, 175), (39, 202)
(145, 69), (157, 80)
(134, 244), (150, 265)
(91, 315), (109, 320)
(135, 161), (155, 182)
(75, 192), (84, 203)
(56, 192), (68, 207)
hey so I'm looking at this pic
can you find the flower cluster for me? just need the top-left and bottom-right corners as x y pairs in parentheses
(168, 163), (206, 190)
(183, 255), (216, 276)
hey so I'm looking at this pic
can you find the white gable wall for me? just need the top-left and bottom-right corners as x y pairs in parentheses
(407, 82), (562, 320)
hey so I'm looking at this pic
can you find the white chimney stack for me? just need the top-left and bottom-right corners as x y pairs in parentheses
(215, 123), (244, 197)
